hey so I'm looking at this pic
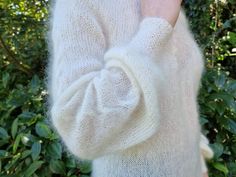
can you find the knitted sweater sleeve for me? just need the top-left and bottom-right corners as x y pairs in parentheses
(200, 133), (214, 173)
(48, 0), (173, 160)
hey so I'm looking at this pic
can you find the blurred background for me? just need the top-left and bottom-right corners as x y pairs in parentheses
(0, 0), (235, 177)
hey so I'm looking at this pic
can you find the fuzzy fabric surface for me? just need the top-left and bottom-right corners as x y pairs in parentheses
(44, 0), (214, 176)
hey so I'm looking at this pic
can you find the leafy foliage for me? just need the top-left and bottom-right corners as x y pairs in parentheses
(184, 0), (236, 176)
(0, 1), (91, 177)
(184, 0), (236, 77)
(0, 0), (235, 176)
(198, 66), (236, 177)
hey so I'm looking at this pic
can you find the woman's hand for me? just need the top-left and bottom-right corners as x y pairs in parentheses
(203, 172), (209, 177)
(141, 0), (183, 27)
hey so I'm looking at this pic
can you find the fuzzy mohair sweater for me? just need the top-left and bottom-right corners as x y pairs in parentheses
(45, 0), (214, 176)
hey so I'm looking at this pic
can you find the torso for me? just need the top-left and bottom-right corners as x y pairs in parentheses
(89, 1), (204, 176)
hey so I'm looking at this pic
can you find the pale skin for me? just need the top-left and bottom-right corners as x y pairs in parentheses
(141, 1), (209, 177)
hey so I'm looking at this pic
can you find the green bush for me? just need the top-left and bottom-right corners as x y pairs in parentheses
(184, 0), (236, 77)
(0, 0), (235, 176)
(0, 1), (92, 177)
(198, 66), (236, 176)
(184, 1), (236, 176)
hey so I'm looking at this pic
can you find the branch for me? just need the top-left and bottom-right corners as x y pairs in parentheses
(0, 35), (32, 75)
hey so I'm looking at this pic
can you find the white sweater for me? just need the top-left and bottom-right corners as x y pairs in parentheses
(45, 0), (214, 176)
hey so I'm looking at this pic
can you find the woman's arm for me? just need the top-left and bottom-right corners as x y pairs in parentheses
(47, 0), (175, 161)
(141, 0), (182, 27)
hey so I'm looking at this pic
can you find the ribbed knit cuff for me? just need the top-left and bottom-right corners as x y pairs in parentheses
(127, 17), (173, 58)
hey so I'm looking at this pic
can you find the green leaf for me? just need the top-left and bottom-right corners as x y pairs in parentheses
(35, 121), (52, 138)
(7, 90), (28, 108)
(49, 159), (66, 175)
(223, 19), (231, 29)
(0, 150), (8, 158)
(29, 74), (40, 93)
(11, 118), (18, 139)
(213, 162), (229, 175)
(214, 72), (226, 89)
(199, 115), (209, 125)
(24, 161), (44, 177)
(226, 80), (236, 92)
(13, 133), (23, 154)
(21, 150), (32, 159)
(215, 101), (226, 116)
(208, 92), (234, 108)
(211, 143), (224, 159)
(21, 134), (34, 146)
(225, 119), (236, 135)
(46, 142), (62, 160)
(78, 160), (92, 173)
(67, 168), (78, 176)
(18, 111), (37, 125)
(228, 32), (236, 45)
(0, 127), (10, 140)
(227, 162), (236, 174)
(2, 72), (10, 88)
(66, 157), (77, 168)
(4, 152), (21, 171)
(31, 141), (41, 161)
(18, 111), (36, 120)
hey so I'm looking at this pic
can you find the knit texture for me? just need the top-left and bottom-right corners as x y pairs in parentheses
(45, 0), (214, 176)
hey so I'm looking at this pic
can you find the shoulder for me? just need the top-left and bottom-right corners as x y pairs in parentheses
(49, 0), (102, 30)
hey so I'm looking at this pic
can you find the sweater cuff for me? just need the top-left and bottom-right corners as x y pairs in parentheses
(104, 46), (164, 152)
(200, 134), (214, 159)
(127, 17), (173, 58)
(201, 153), (208, 173)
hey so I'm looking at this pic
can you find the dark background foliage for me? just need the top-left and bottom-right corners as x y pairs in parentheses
(0, 0), (235, 176)
(183, 1), (236, 176)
